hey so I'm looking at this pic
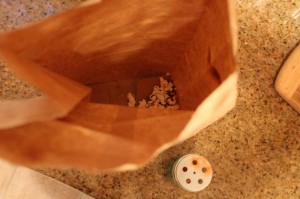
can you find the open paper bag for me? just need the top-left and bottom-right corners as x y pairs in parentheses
(0, 0), (237, 171)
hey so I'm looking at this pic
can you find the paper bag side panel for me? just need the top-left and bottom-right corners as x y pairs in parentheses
(149, 72), (238, 163)
(174, 1), (236, 110)
(63, 103), (193, 145)
(0, 50), (91, 129)
(0, 121), (148, 171)
(0, 97), (67, 129)
(0, 106), (191, 171)
(0, 0), (205, 85)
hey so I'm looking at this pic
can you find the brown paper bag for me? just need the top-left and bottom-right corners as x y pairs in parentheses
(0, 0), (237, 171)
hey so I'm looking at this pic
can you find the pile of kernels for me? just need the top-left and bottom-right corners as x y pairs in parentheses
(127, 76), (179, 110)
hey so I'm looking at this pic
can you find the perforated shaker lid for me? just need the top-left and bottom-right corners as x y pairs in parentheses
(172, 154), (213, 192)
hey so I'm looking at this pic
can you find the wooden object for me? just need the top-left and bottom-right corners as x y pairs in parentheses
(275, 44), (300, 113)
(0, 159), (93, 199)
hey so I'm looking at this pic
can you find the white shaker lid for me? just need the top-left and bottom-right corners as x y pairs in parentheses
(173, 154), (213, 192)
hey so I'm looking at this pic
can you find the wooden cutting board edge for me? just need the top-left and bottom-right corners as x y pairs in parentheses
(275, 43), (300, 113)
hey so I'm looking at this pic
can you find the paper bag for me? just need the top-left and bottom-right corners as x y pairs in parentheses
(0, 0), (237, 171)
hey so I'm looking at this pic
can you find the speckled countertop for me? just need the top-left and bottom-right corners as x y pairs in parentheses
(0, 0), (300, 198)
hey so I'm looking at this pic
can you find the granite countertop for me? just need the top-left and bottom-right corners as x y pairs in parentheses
(0, 0), (299, 198)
